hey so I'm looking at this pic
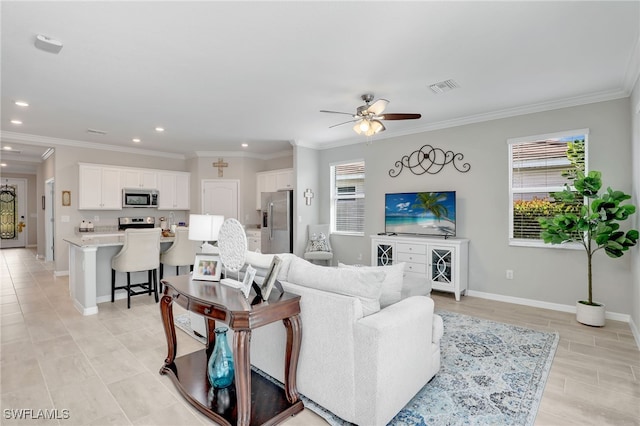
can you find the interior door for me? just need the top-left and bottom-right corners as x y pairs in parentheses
(0, 178), (27, 248)
(202, 180), (239, 220)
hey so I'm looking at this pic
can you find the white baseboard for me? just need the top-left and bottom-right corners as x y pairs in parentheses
(54, 270), (69, 277)
(629, 317), (640, 350)
(466, 290), (631, 323)
(73, 299), (98, 316)
(96, 293), (128, 304)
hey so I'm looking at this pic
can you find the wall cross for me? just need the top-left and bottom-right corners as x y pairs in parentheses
(212, 158), (229, 177)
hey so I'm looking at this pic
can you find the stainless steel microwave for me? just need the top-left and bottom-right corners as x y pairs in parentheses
(122, 189), (158, 208)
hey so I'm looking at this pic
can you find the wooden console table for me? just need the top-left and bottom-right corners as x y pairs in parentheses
(159, 275), (303, 426)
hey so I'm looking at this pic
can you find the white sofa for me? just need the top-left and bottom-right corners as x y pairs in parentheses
(245, 254), (443, 426)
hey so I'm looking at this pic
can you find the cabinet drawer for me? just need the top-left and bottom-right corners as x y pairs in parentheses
(397, 252), (427, 264)
(404, 262), (426, 275)
(396, 243), (426, 255)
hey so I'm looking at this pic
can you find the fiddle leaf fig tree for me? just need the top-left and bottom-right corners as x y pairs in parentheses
(538, 170), (639, 306)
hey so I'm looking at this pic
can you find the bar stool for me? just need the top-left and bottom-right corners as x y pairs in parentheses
(160, 226), (198, 283)
(111, 228), (161, 309)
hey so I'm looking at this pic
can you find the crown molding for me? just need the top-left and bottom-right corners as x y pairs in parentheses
(307, 88), (631, 151)
(0, 131), (186, 159)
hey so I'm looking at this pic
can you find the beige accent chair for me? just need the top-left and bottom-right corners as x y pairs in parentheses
(111, 228), (161, 309)
(159, 227), (198, 283)
(303, 224), (333, 266)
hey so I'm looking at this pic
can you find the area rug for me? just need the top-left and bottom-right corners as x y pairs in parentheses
(174, 310), (559, 426)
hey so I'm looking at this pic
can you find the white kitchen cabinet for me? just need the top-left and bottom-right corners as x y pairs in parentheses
(370, 234), (469, 301)
(246, 228), (261, 252)
(121, 169), (158, 189)
(79, 164), (122, 210)
(256, 168), (293, 209)
(157, 171), (190, 210)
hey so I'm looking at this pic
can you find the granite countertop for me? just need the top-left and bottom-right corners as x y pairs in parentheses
(64, 233), (175, 248)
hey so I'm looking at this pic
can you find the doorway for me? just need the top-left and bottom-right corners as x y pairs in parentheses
(202, 180), (239, 220)
(0, 178), (27, 248)
(45, 178), (55, 261)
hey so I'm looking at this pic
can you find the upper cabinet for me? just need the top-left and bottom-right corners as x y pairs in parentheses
(78, 164), (190, 211)
(256, 168), (293, 209)
(79, 164), (122, 210)
(157, 171), (190, 210)
(121, 169), (158, 189)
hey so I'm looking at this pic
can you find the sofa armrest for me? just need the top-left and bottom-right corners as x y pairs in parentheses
(353, 295), (437, 425)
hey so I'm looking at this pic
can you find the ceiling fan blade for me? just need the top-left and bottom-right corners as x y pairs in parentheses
(320, 109), (354, 116)
(329, 119), (358, 128)
(366, 99), (389, 115)
(380, 113), (422, 120)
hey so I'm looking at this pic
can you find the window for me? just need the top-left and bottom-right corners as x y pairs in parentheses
(331, 160), (365, 235)
(508, 129), (588, 247)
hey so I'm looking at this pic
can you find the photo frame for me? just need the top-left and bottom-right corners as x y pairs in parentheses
(192, 254), (221, 281)
(241, 265), (257, 298)
(259, 256), (282, 300)
(62, 190), (71, 207)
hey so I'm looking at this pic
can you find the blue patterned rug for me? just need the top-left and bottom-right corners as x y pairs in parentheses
(175, 310), (559, 426)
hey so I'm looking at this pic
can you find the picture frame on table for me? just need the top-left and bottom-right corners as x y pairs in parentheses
(241, 265), (257, 298)
(192, 254), (221, 281)
(259, 255), (282, 300)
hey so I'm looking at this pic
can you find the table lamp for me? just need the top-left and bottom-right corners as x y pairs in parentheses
(188, 214), (225, 254)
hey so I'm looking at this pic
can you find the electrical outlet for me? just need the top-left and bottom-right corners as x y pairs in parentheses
(93, 216), (100, 222)
(506, 269), (514, 280)
(357, 253), (363, 261)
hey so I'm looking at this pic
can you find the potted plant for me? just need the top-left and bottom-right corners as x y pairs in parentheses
(538, 170), (638, 326)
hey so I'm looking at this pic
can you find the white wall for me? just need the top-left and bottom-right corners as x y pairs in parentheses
(293, 145), (320, 257)
(318, 98), (635, 316)
(630, 80), (640, 342)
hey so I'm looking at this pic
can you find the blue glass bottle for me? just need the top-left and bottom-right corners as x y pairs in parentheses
(208, 327), (235, 388)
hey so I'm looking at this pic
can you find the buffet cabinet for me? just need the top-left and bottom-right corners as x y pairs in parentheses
(370, 235), (469, 301)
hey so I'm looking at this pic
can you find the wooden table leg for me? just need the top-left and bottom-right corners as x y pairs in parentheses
(283, 314), (302, 403)
(233, 329), (251, 426)
(159, 293), (176, 368)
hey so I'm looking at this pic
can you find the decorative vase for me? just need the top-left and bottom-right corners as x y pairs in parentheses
(576, 301), (606, 327)
(207, 327), (235, 388)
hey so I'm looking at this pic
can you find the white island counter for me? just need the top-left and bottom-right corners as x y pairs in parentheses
(64, 234), (175, 315)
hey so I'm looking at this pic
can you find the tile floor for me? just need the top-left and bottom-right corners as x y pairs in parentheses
(1, 248), (638, 425)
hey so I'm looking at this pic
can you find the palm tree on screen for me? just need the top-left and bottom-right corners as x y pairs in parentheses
(412, 192), (449, 220)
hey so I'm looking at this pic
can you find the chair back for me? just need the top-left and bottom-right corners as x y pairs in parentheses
(112, 228), (161, 272)
(161, 227), (198, 266)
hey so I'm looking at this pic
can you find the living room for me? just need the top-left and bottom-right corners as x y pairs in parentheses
(1, 2), (639, 425)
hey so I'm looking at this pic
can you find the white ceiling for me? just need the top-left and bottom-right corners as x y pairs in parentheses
(1, 1), (639, 174)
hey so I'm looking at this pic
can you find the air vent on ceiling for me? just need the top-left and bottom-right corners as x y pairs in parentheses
(87, 128), (107, 135)
(428, 79), (459, 94)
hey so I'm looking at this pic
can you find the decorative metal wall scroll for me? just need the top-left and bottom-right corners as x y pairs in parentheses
(389, 144), (471, 177)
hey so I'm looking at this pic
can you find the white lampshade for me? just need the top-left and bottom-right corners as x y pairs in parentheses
(188, 214), (224, 253)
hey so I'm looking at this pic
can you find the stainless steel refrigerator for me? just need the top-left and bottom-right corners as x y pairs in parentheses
(261, 190), (293, 254)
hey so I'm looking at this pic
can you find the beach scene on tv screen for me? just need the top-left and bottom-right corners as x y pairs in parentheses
(385, 192), (456, 236)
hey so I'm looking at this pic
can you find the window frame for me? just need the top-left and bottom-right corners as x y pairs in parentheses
(330, 159), (365, 236)
(507, 128), (589, 249)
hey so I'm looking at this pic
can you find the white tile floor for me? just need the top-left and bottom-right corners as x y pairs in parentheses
(1, 248), (638, 425)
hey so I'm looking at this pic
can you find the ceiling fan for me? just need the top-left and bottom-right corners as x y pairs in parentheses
(320, 94), (421, 136)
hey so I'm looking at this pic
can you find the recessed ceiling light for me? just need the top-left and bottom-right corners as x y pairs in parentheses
(15, 101), (29, 107)
(0, 163), (7, 167)
(241, 143), (248, 148)
(132, 138), (141, 143)
(155, 127), (165, 132)
(10, 120), (22, 125)
(3, 146), (12, 150)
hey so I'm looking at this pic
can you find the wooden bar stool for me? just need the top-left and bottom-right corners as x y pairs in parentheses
(111, 228), (161, 309)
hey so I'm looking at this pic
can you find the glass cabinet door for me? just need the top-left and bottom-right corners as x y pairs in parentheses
(376, 244), (394, 266)
(430, 247), (453, 284)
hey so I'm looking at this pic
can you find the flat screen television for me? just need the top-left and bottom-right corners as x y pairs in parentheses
(385, 191), (456, 237)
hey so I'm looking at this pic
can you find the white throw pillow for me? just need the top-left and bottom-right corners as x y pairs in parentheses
(338, 262), (405, 307)
(287, 256), (385, 316)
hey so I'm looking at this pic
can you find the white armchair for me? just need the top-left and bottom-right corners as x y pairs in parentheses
(303, 224), (333, 266)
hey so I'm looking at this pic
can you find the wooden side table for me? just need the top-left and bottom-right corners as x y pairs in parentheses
(159, 275), (303, 426)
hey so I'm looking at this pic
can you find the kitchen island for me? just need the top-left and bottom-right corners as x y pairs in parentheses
(64, 234), (174, 315)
